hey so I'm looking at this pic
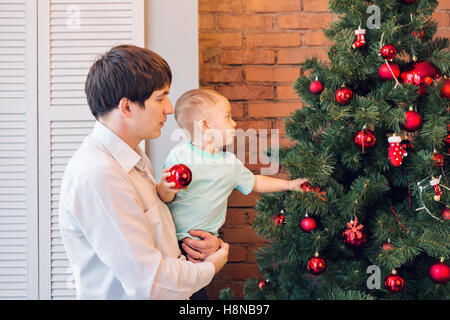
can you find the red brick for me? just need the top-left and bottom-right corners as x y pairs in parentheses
(199, 0), (243, 13)
(278, 48), (328, 64)
(273, 119), (287, 136)
(303, 0), (329, 12)
(437, 1), (450, 10)
(247, 0), (300, 12)
(235, 119), (272, 132)
(248, 102), (301, 118)
(223, 226), (264, 243)
(247, 32), (301, 48)
(221, 263), (260, 280)
(277, 84), (298, 100)
(200, 67), (243, 82)
(245, 66), (301, 82)
(224, 208), (248, 225)
(304, 30), (332, 46)
(435, 27), (450, 39)
(277, 13), (332, 29)
(433, 11), (450, 27)
(228, 245), (247, 262)
(199, 13), (215, 30)
(220, 49), (275, 64)
(218, 14), (274, 31)
(231, 102), (245, 119)
(199, 32), (243, 47)
(228, 189), (260, 206)
(218, 84), (274, 100)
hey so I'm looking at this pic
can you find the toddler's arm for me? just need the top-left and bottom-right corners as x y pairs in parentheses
(156, 167), (180, 203)
(252, 175), (308, 193)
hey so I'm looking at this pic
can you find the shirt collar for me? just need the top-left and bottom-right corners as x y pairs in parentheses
(91, 121), (143, 173)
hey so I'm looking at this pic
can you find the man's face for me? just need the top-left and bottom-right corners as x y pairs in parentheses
(131, 84), (173, 140)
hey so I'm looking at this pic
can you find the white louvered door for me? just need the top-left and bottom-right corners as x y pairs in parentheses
(0, 0), (38, 299)
(37, 0), (144, 299)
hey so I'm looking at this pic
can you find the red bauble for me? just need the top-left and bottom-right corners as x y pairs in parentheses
(380, 44), (396, 60)
(335, 86), (353, 105)
(258, 279), (267, 291)
(412, 29), (425, 39)
(403, 109), (422, 132)
(440, 78), (450, 99)
(428, 259), (450, 285)
(309, 80), (324, 95)
(342, 217), (367, 248)
(400, 61), (439, 94)
(167, 164), (192, 189)
(307, 252), (326, 275)
(300, 215), (317, 233)
(432, 151), (444, 167)
(274, 212), (285, 226)
(442, 207), (450, 221)
(355, 129), (376, 151)
(382, 240), (394, 251)
(384, 270), (405, 293)
(378, 62), (400, 81)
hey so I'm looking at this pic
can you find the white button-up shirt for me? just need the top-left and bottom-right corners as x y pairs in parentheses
(58, 121), (215, 299)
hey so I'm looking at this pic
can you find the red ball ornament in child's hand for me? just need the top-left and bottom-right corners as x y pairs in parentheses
(309, 80), (324, 95)
(378, 62), (400, 81)
(300, 214), (317, 233)
(428, 258), (450, 285)
(335, 86), (353, 105)
(380, 44), (396, 60)
(384, 270), (405, 293)
(440, 78), (450, 99)
(307, 252), (326, 275)
(354, 129), (376, 151)
(402, 109), (422, 132)
(167, 164), (192, 189)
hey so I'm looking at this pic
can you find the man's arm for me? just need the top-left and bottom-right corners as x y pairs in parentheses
(71, 168), (227, 299)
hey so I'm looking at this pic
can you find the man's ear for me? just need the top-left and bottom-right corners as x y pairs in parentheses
(117, 97), (132, 119)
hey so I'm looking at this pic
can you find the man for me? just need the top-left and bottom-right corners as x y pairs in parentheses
(58, 44), (229, 299)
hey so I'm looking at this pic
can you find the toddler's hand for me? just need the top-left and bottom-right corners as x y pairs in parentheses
(158, 167), (181, 196)
(288, 177), (308, 191)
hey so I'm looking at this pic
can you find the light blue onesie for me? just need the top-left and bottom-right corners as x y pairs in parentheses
(163, 141), (256, 240)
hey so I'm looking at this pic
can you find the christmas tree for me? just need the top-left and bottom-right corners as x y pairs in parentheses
(240, 0), (450, 300)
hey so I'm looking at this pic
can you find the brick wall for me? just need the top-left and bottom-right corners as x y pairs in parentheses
(199, 0), (450, 299)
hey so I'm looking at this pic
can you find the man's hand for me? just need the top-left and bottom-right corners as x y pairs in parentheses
(181, 230), (220, 263)
(204, 239), (229, 275)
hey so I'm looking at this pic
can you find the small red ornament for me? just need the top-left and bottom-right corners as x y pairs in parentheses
(300, 214), (317, 233)
(400, 61), (439, 95)
(167, 164), (192, 189)
(400, 0), (416, 4)
(430, 177), (442, 201)
(307, 252), (326, 276)
(355, 129), (376, 151)
(309, 78), (324, 95)
(258, 279), (268, 291)
(388, 135), (408, 167)
(403, 109), (422, 132)
(335, 86), (353, 105)
(384, 270), (405, 293)
(382, 239), (394, 251)
(428, 258), (450, 285)
(432, 151), (444, 167)
(378, 62), (400, 81)
(380, 44), (396, 61)
(412, 29), (425, 39)
(442, 207), (450, 221)
(342, 217), (367, 248)
(440, 78), (450, 99)
(300, 182), (327, 201)
(400, 138), (414, 153)
(352, 26), (366, 49)
(274, 211), (285, 226)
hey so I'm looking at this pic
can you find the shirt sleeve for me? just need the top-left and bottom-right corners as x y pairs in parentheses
(71, 167), (214, 300)
(235, 157), (256, 195)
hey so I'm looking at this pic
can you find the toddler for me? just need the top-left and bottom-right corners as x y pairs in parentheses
(157, 89), (307, 247)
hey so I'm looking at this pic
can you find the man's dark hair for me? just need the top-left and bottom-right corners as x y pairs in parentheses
(85, 44), (172, 119)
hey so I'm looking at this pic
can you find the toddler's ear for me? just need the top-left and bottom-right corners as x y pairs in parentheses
(196, 119), (209, 133)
